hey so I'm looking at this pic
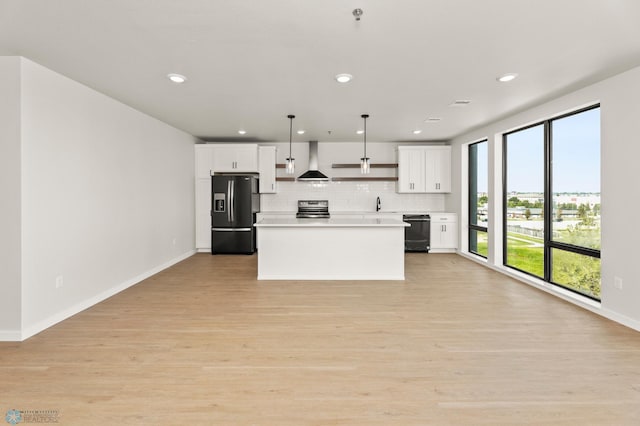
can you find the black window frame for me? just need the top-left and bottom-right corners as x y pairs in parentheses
(502, 104), (601, 301)
(468, 140), (488, 258)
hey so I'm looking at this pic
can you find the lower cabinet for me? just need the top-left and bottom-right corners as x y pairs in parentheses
(430, 213), (458, 252)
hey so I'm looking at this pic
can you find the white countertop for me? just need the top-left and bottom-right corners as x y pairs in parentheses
(255, 218), (410, 227)
(257, 211), (445, 216)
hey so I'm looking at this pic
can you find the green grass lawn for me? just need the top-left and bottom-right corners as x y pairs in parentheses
(506, 235), (544, 277)
(504, 232), (600, 299)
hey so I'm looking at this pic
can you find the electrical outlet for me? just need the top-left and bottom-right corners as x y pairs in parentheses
(614, 276), (623, 290)
(55, 275), (64, 289)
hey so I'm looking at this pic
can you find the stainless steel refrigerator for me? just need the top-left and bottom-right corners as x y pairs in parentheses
(211, 175), (260, 254)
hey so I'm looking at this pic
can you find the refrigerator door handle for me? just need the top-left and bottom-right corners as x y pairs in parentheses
(212, 228), (253, 232)
(227, 180), (232, 223)
(232, 180), (236, 223)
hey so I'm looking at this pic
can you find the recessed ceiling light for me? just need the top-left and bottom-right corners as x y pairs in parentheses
(413, 130), (422, 134)
(297, 130), (305, 135)
(335, 73), (353, 83)
(425, 117), (442, 122)
(167, 73), (187, 84)
(356, 130), (364, 135)
(450, 100), (471, 107)
(238, 130), (247, 135)
(497, 73), (518, 82)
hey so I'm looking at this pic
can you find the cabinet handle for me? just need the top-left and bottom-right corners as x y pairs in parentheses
(271, 183), (274, 190)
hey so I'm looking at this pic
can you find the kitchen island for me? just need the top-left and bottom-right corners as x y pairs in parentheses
(254, 218), (409, 280)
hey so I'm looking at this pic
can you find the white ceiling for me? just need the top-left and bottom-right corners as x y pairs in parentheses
(2, 0), (640, 142)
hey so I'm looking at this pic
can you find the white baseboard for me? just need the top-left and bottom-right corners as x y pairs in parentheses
(600, 308), (640, 332)
(0, 330), (22, 341)
(18, 250), (196, 341)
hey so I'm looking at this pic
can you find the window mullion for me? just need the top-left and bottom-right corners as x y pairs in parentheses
(544, 121), (552, 282)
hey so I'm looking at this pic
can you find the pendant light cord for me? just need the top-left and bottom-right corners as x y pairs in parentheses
(364, 115), (367, 158)
(362, 114), (369, 158)
(288, 114), (294, 159)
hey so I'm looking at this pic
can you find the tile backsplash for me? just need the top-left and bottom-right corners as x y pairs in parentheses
(260, 181), (445, 212)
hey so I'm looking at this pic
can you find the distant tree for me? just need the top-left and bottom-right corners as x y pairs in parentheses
(559, 203), (578, 210)
(593, 204), (600, 217)
(524, 208), (532, 220)
(508, 196), (520, 208)
(556, 208), (563, 222)
(478, 195), (488, 206)
(578, 204), (588, 220)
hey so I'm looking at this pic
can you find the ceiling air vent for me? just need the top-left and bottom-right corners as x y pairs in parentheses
(450, 100), (472, 107)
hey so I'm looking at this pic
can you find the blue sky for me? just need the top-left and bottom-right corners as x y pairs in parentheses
(476, 107), (600, 193)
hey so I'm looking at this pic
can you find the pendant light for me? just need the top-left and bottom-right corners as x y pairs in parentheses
(360, 114), (370, 174)
(286, 114), (295, 174)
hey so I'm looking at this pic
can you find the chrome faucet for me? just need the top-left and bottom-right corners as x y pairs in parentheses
(376, 196), (381, 212)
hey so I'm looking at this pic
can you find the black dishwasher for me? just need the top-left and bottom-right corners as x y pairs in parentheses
(403, 214), (431, 252)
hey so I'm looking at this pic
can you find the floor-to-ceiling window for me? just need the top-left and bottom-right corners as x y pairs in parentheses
(468, 140), (488, 257)
(503, 105), (601, 300)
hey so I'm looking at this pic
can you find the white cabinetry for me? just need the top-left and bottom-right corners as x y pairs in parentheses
(397, 147), (426, 192)
(195, 145), (213, 250)
(211, 144), (258, 172)
(397, 146), (451, 193)
(195, 145), (214, 179)
(258, 146), (277, 193)
(425, 147), (451, 192)
(430, 213), (458, 252)
(195, 178), (212, 250)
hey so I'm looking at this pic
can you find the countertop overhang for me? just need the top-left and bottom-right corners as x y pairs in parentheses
(254, 218), (409, 228)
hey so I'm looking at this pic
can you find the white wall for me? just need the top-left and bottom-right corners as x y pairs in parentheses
(17, 58), (197, 339)
(0, 57), (22, 339)
(450, 64), (640, 329)
(259, 141), (447, 213)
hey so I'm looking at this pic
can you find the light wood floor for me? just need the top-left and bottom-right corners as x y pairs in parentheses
(2, 253), (640, 425)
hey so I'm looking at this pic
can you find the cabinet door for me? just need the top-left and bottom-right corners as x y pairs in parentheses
(195, 146), (214, 179)
(234, 145), (259, 172)
(258, 146), (276, 193)
(195, 178), (212, 250)
(424, 146), (451, 193)
(211, 146), (238, 172)
(397, 148), (426, 193)
(211, 145), (259, 173)
(430, 214), (458, 250)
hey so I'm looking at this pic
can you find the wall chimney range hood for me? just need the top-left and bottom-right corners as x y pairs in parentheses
(297, 141), (329, 181)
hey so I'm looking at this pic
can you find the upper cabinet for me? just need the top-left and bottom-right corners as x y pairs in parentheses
(258, 146), (277, 193)
(211, 144), (259, 173)
(425, 146), (451, 192)
(196, 144), (259, 177)
(397, 146), (451, 193)
(195, 145), (214, 179)
(397, 147), (426, 192)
